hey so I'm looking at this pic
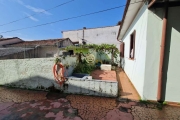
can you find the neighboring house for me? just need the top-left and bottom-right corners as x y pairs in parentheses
(7, 38), (74, 58)
(0, 48), (35, 60)
(62, 26), (120, 50)
(118, 0), (180, 102)
(72, 41), (80, 46)
(0, 37), (23, 47)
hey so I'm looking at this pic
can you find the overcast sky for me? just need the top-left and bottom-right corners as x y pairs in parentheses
(0, 0), (126, 40)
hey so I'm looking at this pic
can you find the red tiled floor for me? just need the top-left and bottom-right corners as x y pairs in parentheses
(90, 70), (117, 81)
(116, 68), (140, 101)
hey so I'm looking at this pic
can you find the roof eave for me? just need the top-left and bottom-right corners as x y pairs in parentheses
(117, 0), (131, 41)
(117, 0), (144, 41)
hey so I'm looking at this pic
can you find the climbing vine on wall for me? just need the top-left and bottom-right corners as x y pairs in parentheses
(64, 44), (119, 62)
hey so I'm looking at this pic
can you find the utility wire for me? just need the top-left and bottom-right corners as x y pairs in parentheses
(0, 1), (143, 34)
(0, 0), (75, 27)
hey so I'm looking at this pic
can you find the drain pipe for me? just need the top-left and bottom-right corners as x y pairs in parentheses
(82, 27), (86, 45)
(157, 0), (168, 102)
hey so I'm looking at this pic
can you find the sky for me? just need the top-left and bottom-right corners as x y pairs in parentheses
(0, 0), (126, 41)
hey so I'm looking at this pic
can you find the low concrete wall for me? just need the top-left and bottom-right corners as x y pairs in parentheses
(66, 76), (118, 97)
(0, 57), (118, 97)
(0, 57), (76, 90)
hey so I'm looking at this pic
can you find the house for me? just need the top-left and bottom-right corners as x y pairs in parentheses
(62, 26), (120, 50)
(72, 41), (80, 46)
(6, 38), (74, 58)
(0, 37), (37, 59)
(118, 0), (180, 103)
(0, 37), (23, 47)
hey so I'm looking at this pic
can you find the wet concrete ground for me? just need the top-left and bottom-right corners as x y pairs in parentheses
(0, 86), (180, 120)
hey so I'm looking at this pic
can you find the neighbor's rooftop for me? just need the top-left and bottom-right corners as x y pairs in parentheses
(7, 38), (71, 47)
(0, 47), (34, 57)
(0, 37), (21, 41)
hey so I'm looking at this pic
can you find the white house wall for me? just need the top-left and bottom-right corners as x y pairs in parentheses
(62, 26), (120, 50)
(163, 6), (180, 102)
(143, 8), (164, 100)
(121, 4), (148, 98)
(143, 6), (180, 102)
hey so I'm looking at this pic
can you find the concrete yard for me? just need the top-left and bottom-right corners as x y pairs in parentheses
(0, 86), (180, 120)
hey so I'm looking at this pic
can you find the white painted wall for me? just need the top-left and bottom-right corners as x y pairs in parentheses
(121, 4), (180, 102)
(143, 8), (164, 100)
(143, 6), (180, 102)
(163, 6), (180, 102)
(62, 26), (120, 50)
(0, 58), (118, 97)
(121, 4), (148, 98)
(0, 57), (76, 89)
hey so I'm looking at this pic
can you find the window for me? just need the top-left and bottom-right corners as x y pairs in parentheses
(120, 42), (125, 58)
(129, 30), (136, 59)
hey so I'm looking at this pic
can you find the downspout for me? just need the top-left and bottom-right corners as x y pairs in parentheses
(83, 28), (84, 41)
(157, 0), (168, 102)
(82, 27), (86, 45)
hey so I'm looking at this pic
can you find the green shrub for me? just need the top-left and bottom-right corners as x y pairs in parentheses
(73, 60), (95, 74)
(163, 101), (167, 105)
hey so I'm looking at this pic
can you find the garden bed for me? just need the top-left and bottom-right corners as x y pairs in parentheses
(64, 70), (118, 97)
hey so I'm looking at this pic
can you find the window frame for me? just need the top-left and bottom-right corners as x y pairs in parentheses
(120, 42), (125, 58)
(129, 30), (136, 60)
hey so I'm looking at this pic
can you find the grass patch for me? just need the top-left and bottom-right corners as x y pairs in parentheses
(163, 101), (167, 105)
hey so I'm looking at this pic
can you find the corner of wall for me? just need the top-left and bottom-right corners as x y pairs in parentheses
(142, 8), (163, 100)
